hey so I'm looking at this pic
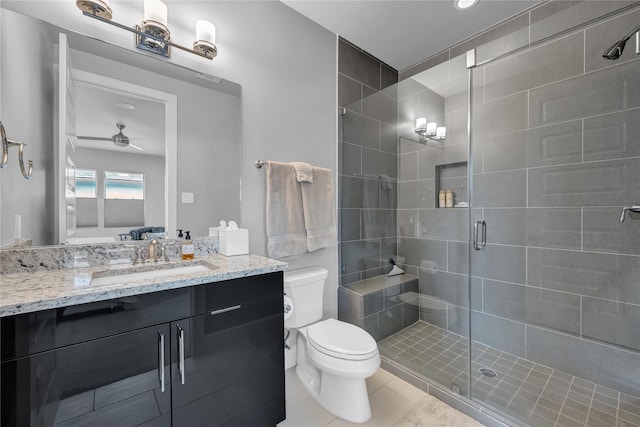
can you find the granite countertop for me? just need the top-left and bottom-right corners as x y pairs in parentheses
(0, 254), (287, 317)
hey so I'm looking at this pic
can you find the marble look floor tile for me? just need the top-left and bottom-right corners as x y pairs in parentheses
(386, 378), (428, 404)
(326, 385), (415, 427)
(279, 367), (487, 427)
(393, 395), (485, 427)
(367, 367), (396, 395)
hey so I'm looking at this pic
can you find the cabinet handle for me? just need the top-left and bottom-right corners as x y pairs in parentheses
(177, 324), (185, 385)
(158, 332), (165, 392)
(210, 304), (241, 316)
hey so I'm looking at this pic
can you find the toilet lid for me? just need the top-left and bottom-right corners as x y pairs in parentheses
(306, 319), (378, 361)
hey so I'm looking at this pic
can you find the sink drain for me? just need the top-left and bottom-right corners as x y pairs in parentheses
(480, 368), (497, 378)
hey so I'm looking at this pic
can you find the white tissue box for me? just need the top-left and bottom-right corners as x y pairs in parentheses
(219, 228), (249, 256)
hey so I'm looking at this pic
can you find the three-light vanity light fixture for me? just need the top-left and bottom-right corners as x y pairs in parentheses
(415, 118), (446, 142)
(76, 0), (218, 60)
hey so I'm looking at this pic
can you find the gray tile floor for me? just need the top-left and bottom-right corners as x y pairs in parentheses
(378, 321), (640, 427)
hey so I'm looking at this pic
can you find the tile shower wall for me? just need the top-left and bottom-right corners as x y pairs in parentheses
(338, 38), (399, 285)
(398, 1), (640, 397)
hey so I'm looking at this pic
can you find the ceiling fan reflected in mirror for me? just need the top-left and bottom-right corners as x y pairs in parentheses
(77, 123), (144, 151)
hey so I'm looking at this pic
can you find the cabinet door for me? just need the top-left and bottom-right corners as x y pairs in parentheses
(171, 296), (285, 427)
(1, 324), (171, 427)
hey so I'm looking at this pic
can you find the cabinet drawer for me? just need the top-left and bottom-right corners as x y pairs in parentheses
(191, 271), (283, 316)
(1, 287), (190, 361)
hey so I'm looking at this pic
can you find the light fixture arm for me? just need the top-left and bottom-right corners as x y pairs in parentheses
(81, 10), (217, 60)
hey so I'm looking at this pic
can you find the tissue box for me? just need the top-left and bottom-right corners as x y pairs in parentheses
(219, 228), (249, 256)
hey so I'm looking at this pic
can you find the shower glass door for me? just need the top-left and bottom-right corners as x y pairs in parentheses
(468, 3), (640, 425)
(390, 51), (472, 395)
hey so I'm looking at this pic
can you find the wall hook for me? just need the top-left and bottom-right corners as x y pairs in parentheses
(0, 121), (34, 179)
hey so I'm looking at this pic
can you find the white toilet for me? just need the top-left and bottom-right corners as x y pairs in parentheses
(284, 267), (380, 423)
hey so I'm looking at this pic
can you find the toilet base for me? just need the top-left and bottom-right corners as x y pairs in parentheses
(294, 329), (376, 423)
(319, 372), (372, 423)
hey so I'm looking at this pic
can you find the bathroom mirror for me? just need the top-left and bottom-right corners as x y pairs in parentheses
(0, 7), (242, 247)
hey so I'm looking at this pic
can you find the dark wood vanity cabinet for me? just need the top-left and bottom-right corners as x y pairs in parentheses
(0, 272), (285, 427)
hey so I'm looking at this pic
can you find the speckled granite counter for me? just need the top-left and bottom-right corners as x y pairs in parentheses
(0, 254), (287, 317)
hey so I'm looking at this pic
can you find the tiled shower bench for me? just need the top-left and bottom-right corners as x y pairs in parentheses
(338, 274), (420, 341)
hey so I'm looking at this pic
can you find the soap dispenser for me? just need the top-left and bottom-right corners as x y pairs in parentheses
(181, 231), (194, 260)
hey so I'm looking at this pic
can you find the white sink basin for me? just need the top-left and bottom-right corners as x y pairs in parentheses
(90, 262), (217, 287)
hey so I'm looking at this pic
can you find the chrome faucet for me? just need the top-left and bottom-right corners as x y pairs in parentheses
(147, 239), (159, 262)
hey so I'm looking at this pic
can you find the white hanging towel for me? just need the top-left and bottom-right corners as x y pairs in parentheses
(291, 162), (314, 183)
(266, 161), (308, 258)
(300, 166), (337, 252)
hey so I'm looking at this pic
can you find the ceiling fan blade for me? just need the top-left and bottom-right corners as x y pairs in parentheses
(77, 136), (112, 141)
(128, 144), (145, 151)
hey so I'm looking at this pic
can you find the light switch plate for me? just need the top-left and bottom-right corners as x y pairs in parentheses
(181, 192), (194, 203)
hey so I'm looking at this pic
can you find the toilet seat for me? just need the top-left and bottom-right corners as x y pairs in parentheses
(306, 319), (378, 361)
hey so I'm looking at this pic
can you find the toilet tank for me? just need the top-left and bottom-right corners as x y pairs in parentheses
(283, 267), (328, 328)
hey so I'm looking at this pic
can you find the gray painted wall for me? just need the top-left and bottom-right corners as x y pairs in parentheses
(72, 147), (165, 238)
(0, 9), (56, 246)
(2, 1), (339, 316)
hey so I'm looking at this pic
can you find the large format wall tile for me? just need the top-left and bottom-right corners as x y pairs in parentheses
(363, 90), (398, 125)
(398, 237), (447, 270)
(342, 111), (380, 149)
(524, 286), (581, 335)
(417, 208), (468, 242)
(339, 73), (362, 112)
(482, 279), (525, 322)
(339, 39), (381, 90)
(397, 209), (418, 237)
(483, 208), (581, 249)
(583, 207), (640, 255)
(341, 142), (362, 176)
(585, 8), (640, 72)
(529, 60), (640, 127)
(449, 242), (526, 284)
(362, 147), (397, 179)
(471, 312), (526, 357)
(528, 159), (640, 207)
(362, 209), (397, 239)
(527, 248), (640, 304)
(450, 13), (530, 63)
(474, 92), (528, 140)
(398, 179), (436, 209)
(526, 325), (640, 396)
(399, 152), (418, 181)
(472, 170), (527, 208)
(530, 1), (633, 43)
(583, 108), (640, 162)
(419, 269), (469, 308)
(483, 120), (583, 172)
(341, 240), (381, 274)
(340, 209), (361, 241)
(484, 32), (584, 101)
(481, 279), (579, 335)
(582, 297), (640, 351)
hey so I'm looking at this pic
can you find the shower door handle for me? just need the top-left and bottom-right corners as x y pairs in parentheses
(473, 219), (486, 250)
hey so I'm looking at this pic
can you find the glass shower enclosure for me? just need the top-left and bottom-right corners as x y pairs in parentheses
(338, 2), (640, 426)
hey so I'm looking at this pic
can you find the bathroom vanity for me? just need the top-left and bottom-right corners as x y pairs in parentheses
(0, 255), (287, 427)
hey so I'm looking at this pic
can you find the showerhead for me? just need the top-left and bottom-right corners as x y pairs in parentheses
(602, 39), (626, 60)
(603, 26), (640, 60)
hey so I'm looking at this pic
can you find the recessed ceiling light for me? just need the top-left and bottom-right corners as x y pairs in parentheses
(116, 102), (136, 110)
(454, 0), (479, 10)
